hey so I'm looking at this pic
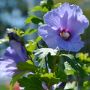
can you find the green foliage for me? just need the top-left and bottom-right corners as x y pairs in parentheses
(60, 54), (87, 77)
(76, 53), (90, 62)
(17, 62), (37, 72)
(25, 16), (43, 24)
(83, 81), (90, 90)
(47, 0), (54, 10)
(26, 36), (42, 52)
(2, 0), (90, 90)
(34, 48), (58, 68)
(54, 3), (61, 8)
(41, 73), (60, 86)
(18, 75), (43, 90)
(24, 29), (37, 36)
(55, 66), (67, 81)
(10, 71), (27, 90)
(64, 81), (76, 90)
(32, 6), (48, 13)
(64, 62), (75, 75)
(35, 48), (58, 59)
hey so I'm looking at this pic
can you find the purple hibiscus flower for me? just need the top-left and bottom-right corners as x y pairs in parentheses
(38, 3), (89, 52)
(0, 58), (17, 80)
(5, 32), (29, 63)
(0, 32), (28, 79)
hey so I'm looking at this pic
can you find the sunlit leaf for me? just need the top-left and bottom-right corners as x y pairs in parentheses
(83, 65), (90, 73)
(60, 54), (87, 77)
(32, 6), (48, 13)
(24, 29), (37, 36)
(25, 16), (43, 24)
(10, 71), (27, 90)
(41, 73), (59, 86)
(64, 61), (75, 75)
(76, 53), (90, 62)
(83, 81), (90, 90)
(15, 29), (24, 37)
(35, 36), (42, 43)
(54, 3), (61, 8)
(26, 41), (37, 52)
(17, 62), (37, 72)
(26, 36), (42, 53)
(34, 48), (58, 59)
(64, 81), (76, 90)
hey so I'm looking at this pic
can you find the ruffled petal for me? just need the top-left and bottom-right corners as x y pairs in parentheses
(58, 35), (84, 52)
(9, 40), (28, 62)
(38, 25), (57, 39)
(4, 47), (22, 63)
(44, 10), (61, 29)
(56, 3), (83, 18)
(55, 3), (89, 32)
(67, 14), (89, 35)
(38, 25), (60, 48)
(4, 40), (28, 63)
(0, 59), (17, 78)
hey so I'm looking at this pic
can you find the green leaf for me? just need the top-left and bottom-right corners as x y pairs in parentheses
(60, 54), (87, 77)
(83, 65), (90, 73)
(47, 0), (54, 10)
(15, 29), (24, 37)
(64, 81), (76, 90)
(47, 53), (59, 71)
(24, 29), (37, 36)
(76, 53), (90, 62)
(17, 62), (37, 72)
(18, 75), (43, 90)
(32, 6), (48, 13)
(25, 16), (43, 24)
(64, 61), (75, 75)
(26, 60), (33, 65)
(35, 36), (42, 43)
(54, 3), (61, 8)
(83, 81), (90, 90)
(34, 48), (58, 59)
(10, 71), (27, 90)
(32, 6), (42, 12)
(41, 73), (59, 86)
(60, 54), (74, 60)
(38, 58), (46, 68)
(26, 36), (42, 52)
(55, 66), (67, 81)
(26, 41), (37, 52)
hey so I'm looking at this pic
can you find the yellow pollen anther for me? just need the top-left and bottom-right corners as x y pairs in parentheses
(60, 32), (70, 40)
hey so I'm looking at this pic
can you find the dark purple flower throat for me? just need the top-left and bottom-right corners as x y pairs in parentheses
(59, 29), (71, 40)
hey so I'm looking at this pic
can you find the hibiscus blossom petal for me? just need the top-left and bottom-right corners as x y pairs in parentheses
(0, 59), (17, 78)
(44, 10), (61, 29)
(58, 35), (84, 52)
(38, 25), (60, 48)
(56, 3), (83, 18)
(38, 3), (89, 52)
(4, 32), (29, 63)
(4, 47), (21, 63)
(68, 14), (89, 35)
